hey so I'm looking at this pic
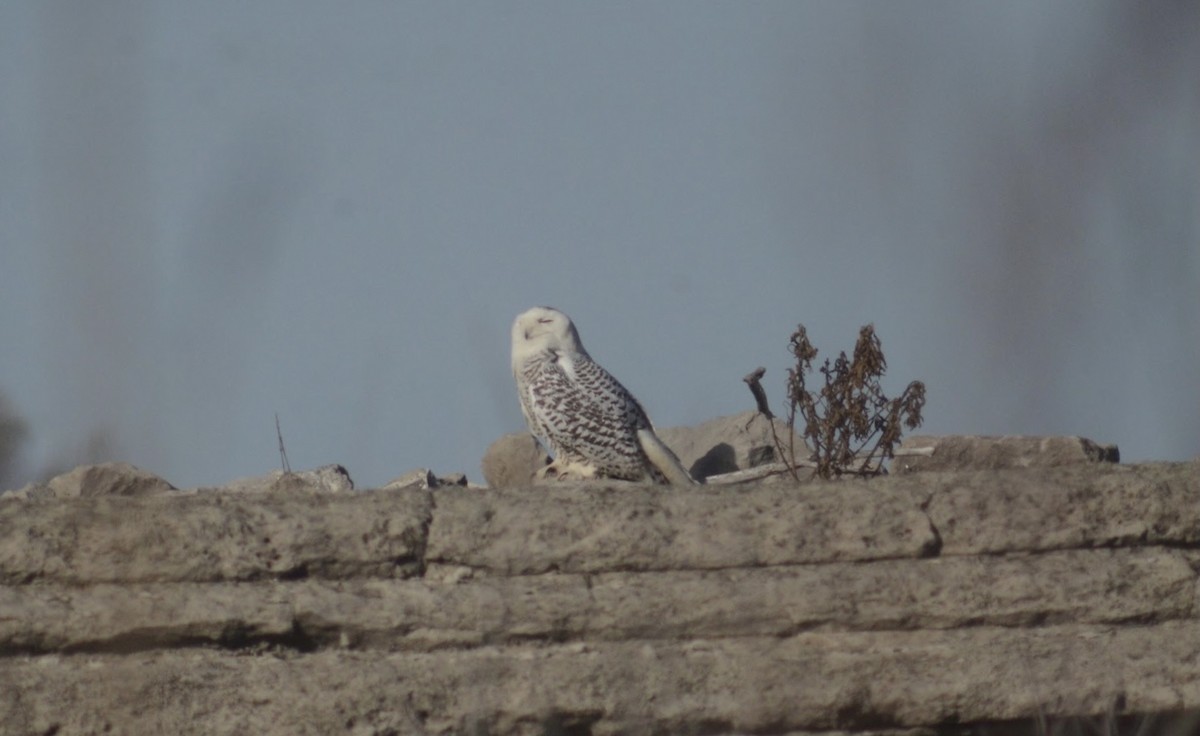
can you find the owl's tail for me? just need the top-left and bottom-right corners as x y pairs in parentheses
(637, 429), (700, 486)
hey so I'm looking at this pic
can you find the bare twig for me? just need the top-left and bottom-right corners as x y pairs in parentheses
(705, 462), (798, 485)
(742, 367), (774, 418)
(744, 366), (800, 481)
(705, 454), (896, 485)
(763, 386), (801, 483)
(275, 413), (291, 474)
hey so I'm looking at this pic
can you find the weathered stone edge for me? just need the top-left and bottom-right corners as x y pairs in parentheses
(3, 623), (1200, 735)
(0, 462), (1195, 584)
(0, 547), (1191, 656)
(0, 489), (433, 585)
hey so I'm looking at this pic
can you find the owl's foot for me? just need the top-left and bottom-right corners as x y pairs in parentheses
(535, 460), (598, 483)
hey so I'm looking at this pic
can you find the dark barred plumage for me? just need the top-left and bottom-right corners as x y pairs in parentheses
(511, 306), (696, 485)
(518, 348), (669, 482)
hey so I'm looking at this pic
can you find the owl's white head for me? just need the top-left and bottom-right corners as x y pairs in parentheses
(511, 306), (588, 370)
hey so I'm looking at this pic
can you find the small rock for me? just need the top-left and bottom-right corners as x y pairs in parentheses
(1, 482), (54, 501)
(424, 564), (479, 584)
(220, 464), (354, 494)
(382, 469), (470, 490)
(893, 435), (1120, 473)
(383, 468), (438, 490)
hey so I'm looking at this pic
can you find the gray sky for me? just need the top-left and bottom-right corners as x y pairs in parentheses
(1, 2), (1197, 489)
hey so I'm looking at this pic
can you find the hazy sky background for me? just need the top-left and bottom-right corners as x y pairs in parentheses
(1, 2), (1197, 489)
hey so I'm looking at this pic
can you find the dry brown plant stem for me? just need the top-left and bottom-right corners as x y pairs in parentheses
(748, 324), (926, 480)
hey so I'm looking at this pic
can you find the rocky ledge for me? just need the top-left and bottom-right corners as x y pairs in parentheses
(1, 425), (1196, 735)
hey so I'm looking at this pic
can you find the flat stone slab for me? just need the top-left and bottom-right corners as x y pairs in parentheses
(4, 623), (1200, 735)
(0, 548), (1190, 655)
(925, 462), (1200, 555)
(426, 481), (940, 573)
(895, 435), (1119, 472)
(0, 488), (432, 584)
(3, 463), (1196, 585)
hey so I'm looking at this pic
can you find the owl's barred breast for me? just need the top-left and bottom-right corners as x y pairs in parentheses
(510, 306), (695, 485)
(517, 351), (651, 480)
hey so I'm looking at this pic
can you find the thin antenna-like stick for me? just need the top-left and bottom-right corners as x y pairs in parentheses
(275, 413), (291, 474)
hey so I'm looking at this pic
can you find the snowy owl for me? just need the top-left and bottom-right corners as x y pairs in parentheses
(511, 306), (697, 486)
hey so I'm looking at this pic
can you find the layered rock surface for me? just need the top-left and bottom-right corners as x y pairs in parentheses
(1, 449), (1198, 735)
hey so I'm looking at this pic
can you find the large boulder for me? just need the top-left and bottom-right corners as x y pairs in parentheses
(480, 433), (549, 488)
(657, 410), (805, 480)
